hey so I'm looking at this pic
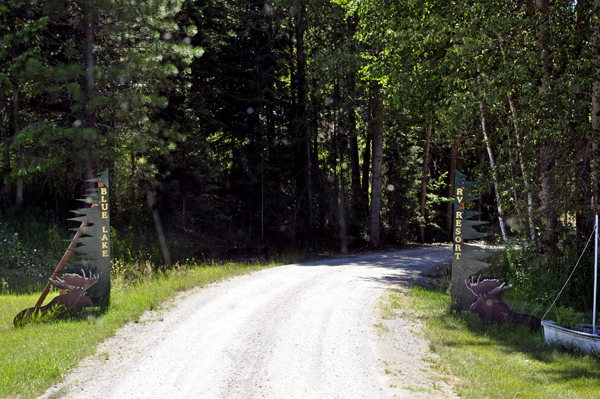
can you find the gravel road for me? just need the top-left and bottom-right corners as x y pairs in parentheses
(39, 246), (455, 399)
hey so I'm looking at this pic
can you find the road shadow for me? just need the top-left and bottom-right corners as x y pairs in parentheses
(295, 246), (451, 289)
(295, 246), (451, 270)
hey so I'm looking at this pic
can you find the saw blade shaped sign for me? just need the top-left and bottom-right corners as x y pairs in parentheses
(451, 170), (491, 311)
(67, 170), (110, 307)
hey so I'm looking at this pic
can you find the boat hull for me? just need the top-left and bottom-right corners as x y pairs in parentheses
(541, 320), (600, 355)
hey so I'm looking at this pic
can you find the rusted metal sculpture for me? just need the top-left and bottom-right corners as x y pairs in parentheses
(465, 275), (541, 329)
(13, 271), (99, 327)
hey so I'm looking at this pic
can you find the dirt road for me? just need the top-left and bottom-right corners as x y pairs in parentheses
(39, 246), (454, 399)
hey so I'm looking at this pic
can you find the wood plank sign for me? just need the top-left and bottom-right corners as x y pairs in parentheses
(451, 170), (491, 311)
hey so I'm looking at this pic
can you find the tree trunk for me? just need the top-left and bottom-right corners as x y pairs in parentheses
(480, 100), (508, 242)
(508, 93), (537, 245)
(0, 92), (11, 200)
(499, 37), (538, 244)
(419, 114), (432, 243)
(362, 86), (373, 219)
(362, 128), (371, 218)
(446, 137), (459, 241)
(305, 133), (313, 233)
(536, 0), (558, 251)
(84, 1), (96, 185)
(13, 88), (23, 207)
(592, 0), (600, 216)
(294, 0), (312, 234)
(339, 140), (348, 254)
(348, 74), (361, 200)
(369, 82), (384, 248)
(537, 0), (550, 95)
(145, 182), (171, 267)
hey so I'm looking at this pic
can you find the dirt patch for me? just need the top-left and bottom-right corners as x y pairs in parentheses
(376, 286), (459, 398)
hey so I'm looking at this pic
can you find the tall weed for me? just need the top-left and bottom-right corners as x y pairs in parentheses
(493, 242), (595, 313)
(0, 209), (67, 294)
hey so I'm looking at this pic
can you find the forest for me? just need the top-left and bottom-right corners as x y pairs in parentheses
(2, 0), (600, 308)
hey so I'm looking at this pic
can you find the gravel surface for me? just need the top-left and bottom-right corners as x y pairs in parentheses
(38, 246), (456, 399)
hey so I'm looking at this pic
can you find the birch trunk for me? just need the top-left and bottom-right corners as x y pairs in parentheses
(480, 101), (508, 242)
(508, 94), (537, 245)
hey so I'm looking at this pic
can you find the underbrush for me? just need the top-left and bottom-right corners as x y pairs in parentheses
(492, 241), (594, 311)
(487, 241), (596, 320)
(0, 208), (68, 294)
(393, 284), (600, 398)
(0, 259), (274, 399)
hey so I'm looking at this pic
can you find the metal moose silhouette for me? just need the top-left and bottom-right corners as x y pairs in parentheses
(465, 275), (541, 329)
(13, 270), (99, 327)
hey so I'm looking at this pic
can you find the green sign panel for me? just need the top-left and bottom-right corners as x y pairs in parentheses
(68, 170), (110, 307)
(451, 170), (491, 311)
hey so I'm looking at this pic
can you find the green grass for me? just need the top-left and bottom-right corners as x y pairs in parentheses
(393, 285), (600, 398)
(0, 261), (274, 399)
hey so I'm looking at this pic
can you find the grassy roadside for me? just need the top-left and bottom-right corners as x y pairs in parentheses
(392, 285), (600, 398)
(0, 261), (275, 399)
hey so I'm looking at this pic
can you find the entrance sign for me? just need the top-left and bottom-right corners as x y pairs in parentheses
(451, 170), (491, 311)
(69, 169), (111, 307)
(13, 170), (111, 326)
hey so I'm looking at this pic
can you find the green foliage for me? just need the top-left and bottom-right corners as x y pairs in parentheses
(491, 242), (596, 313)
(1, 0), (598, 273)
(0, 208), (68, 294)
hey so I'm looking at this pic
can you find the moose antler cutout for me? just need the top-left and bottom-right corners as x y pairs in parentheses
(13, 270), (99, 327)
(49, 270), (99, 310)
(465, 275), (541, 329)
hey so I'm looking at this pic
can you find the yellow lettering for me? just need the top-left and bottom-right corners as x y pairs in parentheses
(456, 220), (462, 227)
(101, 188), (107, 195)
(101, 203), (108, 210)
(457, 196), (463, 203)
(102, 250), (109, 257)
(102, 242), (108, 249)
(102, 226), (108, 233)
(455, 228), (461, 236)
(455, 244), (461, 252)
(454, 236), (462, 243)
(457, 188), (463, 196)
(456, 212), (463, 219)
(102, 234), (109, 241)
(102, 212), (108, 219)
(454, 252), (461, 260)
(101, 195), (107, 203)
